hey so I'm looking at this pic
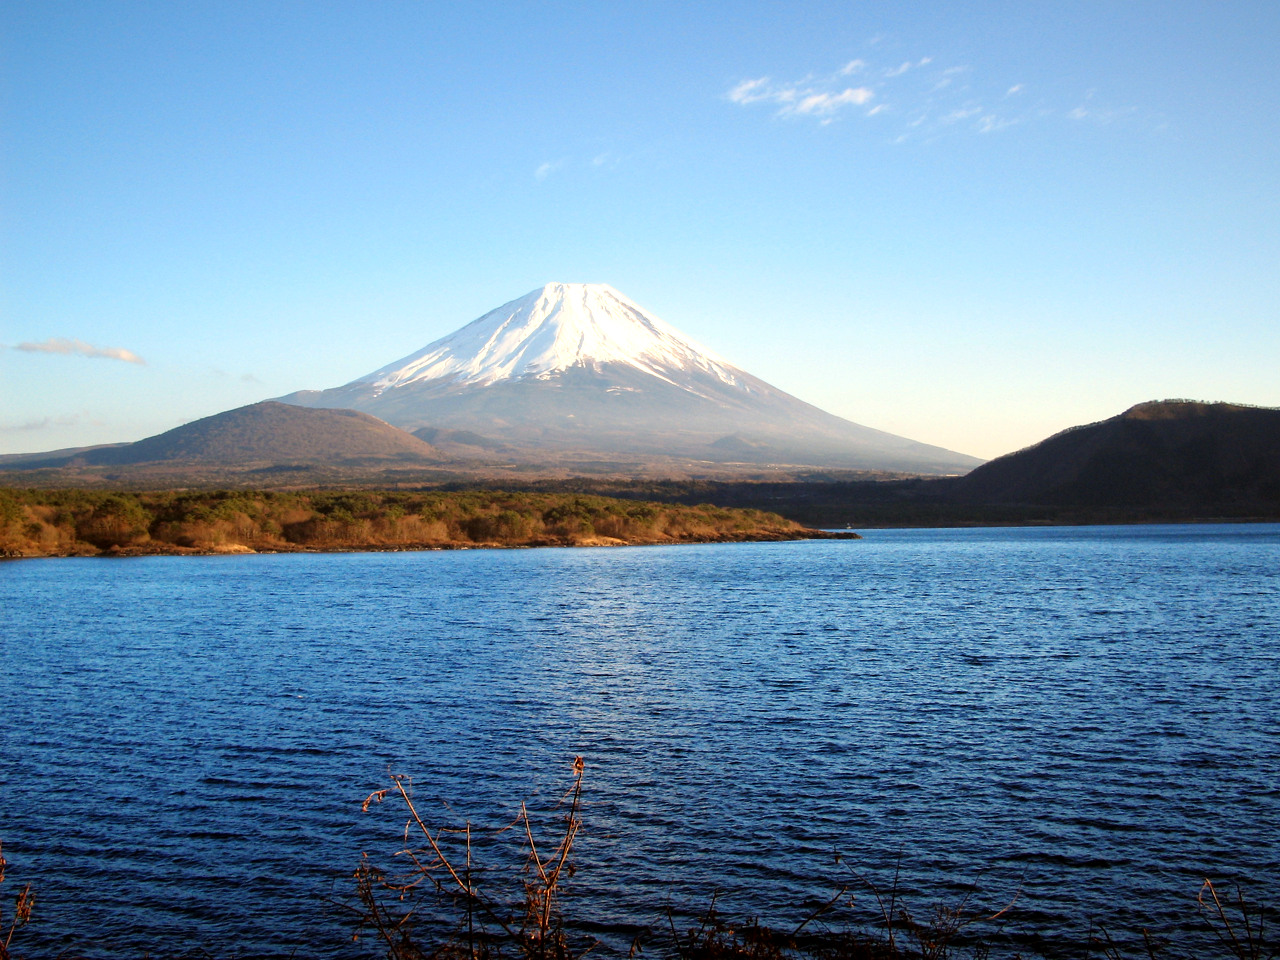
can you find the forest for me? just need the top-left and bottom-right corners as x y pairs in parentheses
(0, 488), (850, 557)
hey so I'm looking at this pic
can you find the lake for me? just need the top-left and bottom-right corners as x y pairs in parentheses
(1, 524), (1277, 958)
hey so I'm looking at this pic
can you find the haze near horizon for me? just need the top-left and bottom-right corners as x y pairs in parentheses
(2, 2), (1277, 460)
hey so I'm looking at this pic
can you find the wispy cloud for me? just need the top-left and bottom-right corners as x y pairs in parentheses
(209, 368), (263, 385)
(727, 77), (774, 105)
(796, 87), (875, 116)
(590, 151), (628, 170)
(534, 159), (566, 181)
(728, 75), (876, 124)
(978, 114), (1019, 133)
(534, 152), (627, 179)
(1067, 90), (1137, 124)
(0, 412), (102, 434)
(732, 41), (1141, 142)
(10, 337), (145, 365)
(943, 105), (983, 124)
(727, 57), (956, 129)
(728, 52), (1134, 141)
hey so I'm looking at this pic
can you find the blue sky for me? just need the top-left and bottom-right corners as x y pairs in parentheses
(3, 1), (1277, 460)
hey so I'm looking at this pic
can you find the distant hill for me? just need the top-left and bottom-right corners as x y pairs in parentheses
(5, 400), (1277, 528)
(70, 402), (440, 466)
(507, 400), (1280, 526)
(411, 426), (509, 451)
(953, 400), (1280, 512)
(0, 442), (129, 469)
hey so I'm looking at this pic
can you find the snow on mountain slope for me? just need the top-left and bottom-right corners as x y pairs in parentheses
(279, 282), (984, 474)
(355, 283), (746, 397)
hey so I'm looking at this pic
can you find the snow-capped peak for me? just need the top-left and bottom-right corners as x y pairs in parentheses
(357, 283), (745, 393)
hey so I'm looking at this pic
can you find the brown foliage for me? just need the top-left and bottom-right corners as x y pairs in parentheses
(351, 757), (591, 960)
(0, 841), (35, 960)
(0, 488), (834, 557)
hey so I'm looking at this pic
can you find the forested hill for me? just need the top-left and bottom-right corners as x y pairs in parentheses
(0, 488), (855, 558)
(952, 400), (1280, 511)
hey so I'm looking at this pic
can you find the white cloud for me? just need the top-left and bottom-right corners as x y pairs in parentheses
(728, 77), (772, 104)
(728, 55), (1128, 140)
(1067, 87), (1134, 124)
(727, 74), (875, 122)
(208, 368), (263, 384)
(792, 87), (874, 117)
(0, 412), (101, 433)
(534, 160), (566, 180)
(12, 337), (145, 365)
(978, 114), (1019, 133)
(1067, 102), (1137, 124)
(943, 105), (983, 124)
(2, 416), (59, 433)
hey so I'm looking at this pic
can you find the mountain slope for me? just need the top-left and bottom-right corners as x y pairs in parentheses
(281, 283), (981, 474)
(954, 400), (1280, 508)
(353, 282), (744, 390)
(76, 402), (439, 465)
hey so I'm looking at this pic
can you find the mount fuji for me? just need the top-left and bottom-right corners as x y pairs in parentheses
(280, 283), (981, 474)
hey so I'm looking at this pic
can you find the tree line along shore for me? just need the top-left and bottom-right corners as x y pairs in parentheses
(0, 488), (856, 558)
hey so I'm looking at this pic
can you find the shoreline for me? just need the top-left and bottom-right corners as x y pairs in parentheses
(1, 528), (860, 560)
(0, 487), (859, 559)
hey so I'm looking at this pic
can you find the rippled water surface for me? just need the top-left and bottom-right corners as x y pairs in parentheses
(2, 525), (1278, 957)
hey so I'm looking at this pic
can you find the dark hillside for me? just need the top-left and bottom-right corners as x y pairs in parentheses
(0, 442), (129, 469)
(77, 402), (440, 465)
(953, 400), (1280, 513)
(412, 425), (509, 451)
(2, 400), (1277, 527)
(489, 400), (1280, 525)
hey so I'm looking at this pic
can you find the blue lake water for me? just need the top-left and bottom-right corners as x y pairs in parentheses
(1, 524), (1278, 957)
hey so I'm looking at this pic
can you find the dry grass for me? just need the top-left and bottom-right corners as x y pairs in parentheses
(662, 854), (1019, 960)
(349, 757), (593, 960)
(0, 488), (830, 557)
(1197, 881), (1273, 960)
(0, 765), (1272, 959)
(0, 842), (35, 960)
(348, 762), (1274, 960)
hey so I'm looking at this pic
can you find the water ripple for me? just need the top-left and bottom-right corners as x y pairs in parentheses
(1, 524), (1277, 957)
